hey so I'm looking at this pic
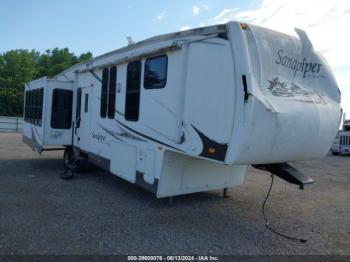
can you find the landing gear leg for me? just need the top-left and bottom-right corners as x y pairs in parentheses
(223, 188), (229, 198)
(60, 148), (77, 180)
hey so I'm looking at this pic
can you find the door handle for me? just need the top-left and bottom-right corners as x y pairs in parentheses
(75, 117), (81, 135)
(117, 83), (122, 93)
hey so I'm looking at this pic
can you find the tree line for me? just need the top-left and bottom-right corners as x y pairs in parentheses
(0, 48), (92, 116)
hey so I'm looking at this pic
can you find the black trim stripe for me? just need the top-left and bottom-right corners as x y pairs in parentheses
(192, 126), (228, 162)
(98, 124), (124, 142)
(115, 119), (184, 152)
(89, 70), (102, 82)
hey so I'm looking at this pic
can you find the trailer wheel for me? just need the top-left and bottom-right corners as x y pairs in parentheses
(61, 148), (76, 180)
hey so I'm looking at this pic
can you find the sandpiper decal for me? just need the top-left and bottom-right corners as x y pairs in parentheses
(267, 77), (328, 105)
(97, 125), (123, 142)
(51, 130), (64, 139)
(92, 130), (108, 143)
(275, 49), (323, 78)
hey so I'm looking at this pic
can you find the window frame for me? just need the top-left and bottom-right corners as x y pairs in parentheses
(100, 67), (109, 118)
(50, 88), (73, 130)
(38, 88), (43, 127)
(24, 88), (44, 126)
(76, 88), (82, 128)
(28, 90), (33, 123)
(107, 66), (117, 119)
(24, 90), (29, 121)
(84, 93), (89, 113)
(125, 60), (141, 122)
(143, 54), (168, 90)
(33, 89), (38, 125)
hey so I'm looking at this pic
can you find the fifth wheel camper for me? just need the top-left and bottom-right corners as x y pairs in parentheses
(22, 22), (341, 198)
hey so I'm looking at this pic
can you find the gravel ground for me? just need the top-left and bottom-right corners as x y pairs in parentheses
(0, 133), (349, 255)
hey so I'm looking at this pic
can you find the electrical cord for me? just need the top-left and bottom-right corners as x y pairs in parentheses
(262, 174), (307, 243)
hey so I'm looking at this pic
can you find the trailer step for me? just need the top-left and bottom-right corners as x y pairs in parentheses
(252, 163), (314, 189)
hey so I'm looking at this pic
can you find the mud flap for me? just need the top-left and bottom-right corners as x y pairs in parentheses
(252, 163), (314, 189)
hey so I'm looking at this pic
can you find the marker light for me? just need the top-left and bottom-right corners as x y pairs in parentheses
(240, 23), (248, 30)
(208, 148), (216, 154)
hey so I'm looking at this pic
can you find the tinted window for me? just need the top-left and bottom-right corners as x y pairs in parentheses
(24, 91), (29, 121)
(24, 88), (44, 126)
(125, 60), (141, 121)
(28, 90), (33, 122)
(31, 90), (35, 123)
(76, 88), (82, 128)
(33, 89), (38, 125)
(108, 66), (117, 119)
(84, 93), (89, 113)
(144, 55), (167, 89)
(100, 68), (109, 118)
(38, 88), (43, 126)
(51, 89), (73, 129)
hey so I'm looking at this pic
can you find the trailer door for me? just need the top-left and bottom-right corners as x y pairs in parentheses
(76, 86), (92, 152)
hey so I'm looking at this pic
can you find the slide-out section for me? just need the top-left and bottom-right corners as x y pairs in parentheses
(23, 77), (74, 152)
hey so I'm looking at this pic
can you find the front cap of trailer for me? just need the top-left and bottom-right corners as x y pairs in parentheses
(225, 22), (342, 165)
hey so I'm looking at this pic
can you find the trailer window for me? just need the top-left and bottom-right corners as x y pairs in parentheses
(76, 88), (82, 128)
(38, 88), (43, 126)
(84, 93), (89, 113)
(32, 90), (36, 123)
(30, 90), (34, 123)
(144, 55), (167, 89)
(27, 90), (30, 122)
(31, 90), (35, 123)
(24, 91), (29, 121)
(24, 88), (43, 126)
(51, 89), (73, 129)
(28, 90), (33, 123)
(33, 89), (38, 125)
(100, 66), (117, 119)
(108, 66), (117, 119)
(125, 60), (141, 121)
(100, 68), (109, 118)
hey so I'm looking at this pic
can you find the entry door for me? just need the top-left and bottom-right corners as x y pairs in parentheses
(76, 87), (91, 151)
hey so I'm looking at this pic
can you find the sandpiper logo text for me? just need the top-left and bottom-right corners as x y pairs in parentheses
(275, 49), (322, 78)
(92, 132), (107, 143)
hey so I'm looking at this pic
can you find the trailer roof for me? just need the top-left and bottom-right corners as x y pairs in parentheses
(53, 23), (227, 79)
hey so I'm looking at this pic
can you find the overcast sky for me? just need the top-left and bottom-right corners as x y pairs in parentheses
(0, 0), (349, 116)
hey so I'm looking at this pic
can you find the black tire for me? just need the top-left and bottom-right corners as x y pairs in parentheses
(332, 151), (339, 155)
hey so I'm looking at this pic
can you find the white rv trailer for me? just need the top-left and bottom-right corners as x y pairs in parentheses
(22, 22), (341, 198)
